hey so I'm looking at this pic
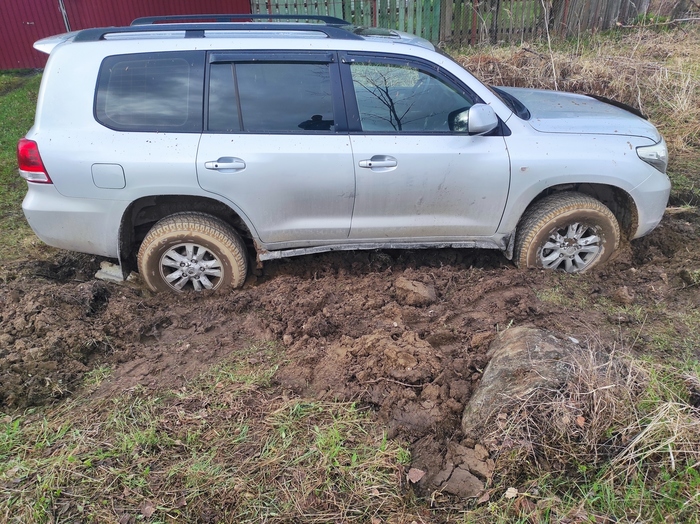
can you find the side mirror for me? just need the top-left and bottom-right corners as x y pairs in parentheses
(448, 104), (499, 135)
(467, 104), (499, 135)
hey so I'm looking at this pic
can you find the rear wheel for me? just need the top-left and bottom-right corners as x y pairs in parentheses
(137, 213), (248, 292)
(514, 192), (620, 273)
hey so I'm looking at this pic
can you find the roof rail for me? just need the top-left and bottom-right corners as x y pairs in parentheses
(131, 14), (350, 26)
(73, 22), (363, 43)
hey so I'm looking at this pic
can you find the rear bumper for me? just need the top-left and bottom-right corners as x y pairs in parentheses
(22, 184), (122, 258)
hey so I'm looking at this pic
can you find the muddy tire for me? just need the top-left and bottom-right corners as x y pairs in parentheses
(514, 192), (620, 273)
(137, 213), (248, 292)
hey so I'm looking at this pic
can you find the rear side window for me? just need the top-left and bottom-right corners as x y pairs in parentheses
(208, 62), (335, 133)
(95, 52), (205, 132)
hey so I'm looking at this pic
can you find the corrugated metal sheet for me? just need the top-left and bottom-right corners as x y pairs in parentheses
(1, 0), (252, 70)
(63, 0), (252, 30)
(0, 0), (67, 69)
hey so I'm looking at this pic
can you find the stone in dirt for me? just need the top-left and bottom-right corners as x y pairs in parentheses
(461, 326), (575, 439)
(441, 465), (484, 497)
(611, 286), (635, 305)
(394, 276), (437, 306)
(410, 435), (494, 498)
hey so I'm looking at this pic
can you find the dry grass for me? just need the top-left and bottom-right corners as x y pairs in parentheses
(479, 345), (700, 521)
(483, 348), (641, 477)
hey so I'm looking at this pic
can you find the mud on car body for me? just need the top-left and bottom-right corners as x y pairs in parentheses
(18, 14), (670, 292)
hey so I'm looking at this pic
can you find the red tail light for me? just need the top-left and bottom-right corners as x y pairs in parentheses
(17, 138), (52, 184)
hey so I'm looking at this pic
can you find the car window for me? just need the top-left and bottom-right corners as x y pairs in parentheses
(350, 62), (474, 133)
(208, 62), (335, 133)
(95, 52), (204, 132)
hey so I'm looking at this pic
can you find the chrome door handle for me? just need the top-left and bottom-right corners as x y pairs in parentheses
(204, 157), (246, 171)
(358, 155), (398, 169)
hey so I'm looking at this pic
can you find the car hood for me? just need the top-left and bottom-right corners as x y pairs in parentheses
(497, 86), (661, 141)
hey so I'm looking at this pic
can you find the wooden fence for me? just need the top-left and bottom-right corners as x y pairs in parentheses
(250, 0), (652, 45)
(250, 1), (441, 43)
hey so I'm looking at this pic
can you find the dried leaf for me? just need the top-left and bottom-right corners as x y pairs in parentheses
(174, 497), (187, 508)
(140, 501), (156, 518)
(407, 467), (426, 483)
(515, 497), (536, 513)
(477, 491), (490, 504)
(576, 415), (586, 428)
(505, 487), (519, 499)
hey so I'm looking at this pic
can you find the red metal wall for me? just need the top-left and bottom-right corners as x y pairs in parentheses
(1, 0), (252, 70)
(63, 0), (252, 32)
(0, 0), (67, 69)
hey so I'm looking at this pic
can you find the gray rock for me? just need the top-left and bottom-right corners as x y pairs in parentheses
(461, 326), (574, 438)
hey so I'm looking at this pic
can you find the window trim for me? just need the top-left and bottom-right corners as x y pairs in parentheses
(94, 51), (205, 133)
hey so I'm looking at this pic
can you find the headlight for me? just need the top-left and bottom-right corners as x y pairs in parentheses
(637, 138), (668, 173)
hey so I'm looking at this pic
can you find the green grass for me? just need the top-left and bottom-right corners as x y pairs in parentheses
(0, 343), (412, 523)
(82, 365), (113, 387)
(0, 71), (42, 257)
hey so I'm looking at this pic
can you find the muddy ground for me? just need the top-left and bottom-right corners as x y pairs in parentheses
(1, 206), (699, 495)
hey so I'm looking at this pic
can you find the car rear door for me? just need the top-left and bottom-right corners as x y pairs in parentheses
(197, 51), (355, 244)
(341, 53), (511, 240)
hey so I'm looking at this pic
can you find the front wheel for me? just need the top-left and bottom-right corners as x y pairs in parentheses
(137, 212), (248, 292)
(514, 192), (620, 273)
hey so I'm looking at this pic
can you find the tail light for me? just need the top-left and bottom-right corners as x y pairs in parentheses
(17, 138), (52, 184)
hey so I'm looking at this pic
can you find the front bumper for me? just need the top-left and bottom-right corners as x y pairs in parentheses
(630, 170), (671, 239)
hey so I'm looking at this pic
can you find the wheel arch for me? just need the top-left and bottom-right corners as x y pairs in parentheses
(118, 195), (257, 275)
(504, 183), (637, 260)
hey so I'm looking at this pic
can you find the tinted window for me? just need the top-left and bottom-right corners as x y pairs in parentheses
(208, 62), (334, 133)
(350, 62), (473, 133)
(95, 52), (204, 132)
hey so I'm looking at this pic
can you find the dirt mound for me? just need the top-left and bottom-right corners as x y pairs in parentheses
(269, 265), (546, 442)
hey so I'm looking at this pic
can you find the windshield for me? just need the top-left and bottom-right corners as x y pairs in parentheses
(490, 86), (531, 120)
(434, 48), (531, 120)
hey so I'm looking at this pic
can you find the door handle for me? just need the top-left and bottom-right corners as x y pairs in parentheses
(358, 155), (398, 169)
(204, 157), (246, 171)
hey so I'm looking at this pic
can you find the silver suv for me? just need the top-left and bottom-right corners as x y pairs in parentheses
(18, 15), (670, 292)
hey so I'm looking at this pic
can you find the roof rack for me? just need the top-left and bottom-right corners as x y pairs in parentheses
(131, 14), (350, 26)
(73, 22), (363, 43)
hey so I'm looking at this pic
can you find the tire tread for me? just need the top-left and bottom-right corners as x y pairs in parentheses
(514, 192), (620, 271)
(137, 212), (247, 291)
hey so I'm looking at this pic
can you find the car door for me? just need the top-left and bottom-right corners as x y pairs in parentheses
(341, 53), (511, 240)
(197, 52), (355, 244)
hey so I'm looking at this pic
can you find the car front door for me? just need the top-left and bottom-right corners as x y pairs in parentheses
(197, 52), (355, 244)
(341, 54), (511, 240)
